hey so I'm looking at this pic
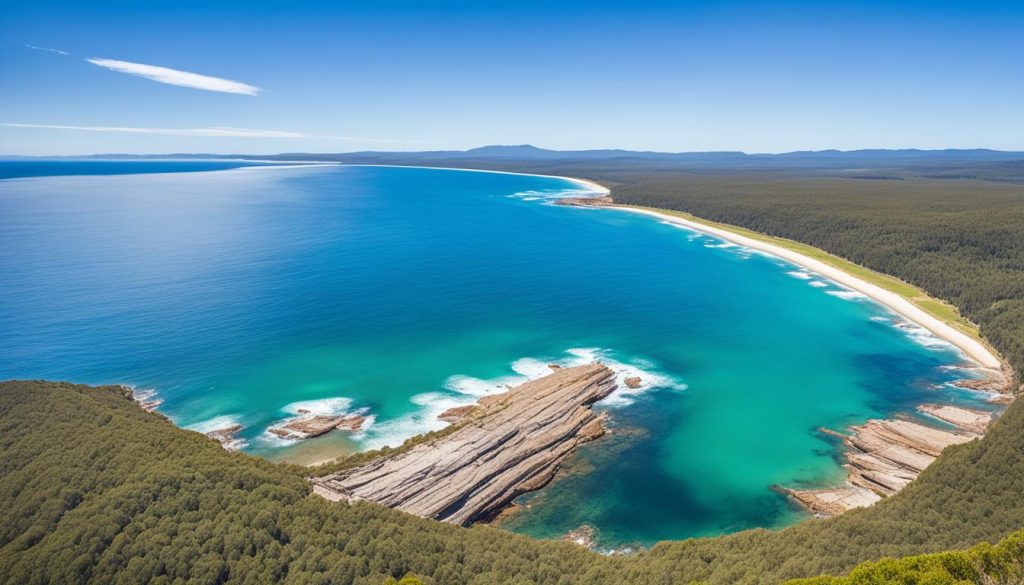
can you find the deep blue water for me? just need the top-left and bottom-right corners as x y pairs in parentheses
(0, 159), (285, 180)
(0, 162), (993, 548)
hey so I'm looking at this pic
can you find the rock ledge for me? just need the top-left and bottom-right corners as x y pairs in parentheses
(312, 364), (616, 525)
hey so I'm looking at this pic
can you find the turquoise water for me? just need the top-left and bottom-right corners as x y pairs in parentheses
(0, 162), (993, 548)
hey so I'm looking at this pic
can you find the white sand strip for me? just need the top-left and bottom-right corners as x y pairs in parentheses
(612, 206), (1002, 369)
(562, 177), (611, 195)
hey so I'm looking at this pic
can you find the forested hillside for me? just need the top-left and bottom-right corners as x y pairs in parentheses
(788, 527), (1024, 585)
(3, 375), (1024, 584)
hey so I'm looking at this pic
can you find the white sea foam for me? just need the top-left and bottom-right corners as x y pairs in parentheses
(186, 414), (241, 434)
(787, 270), (814, 280)
(826, 289), (869, 301)
(871, 314), (959, 353)
(260, 396), (362, 446)
(506, 187), (600, 203)
(938, 364), (971, 372)
(659, 220), (759, 259)
(281, 397), (353, 416)
(348, 414), (376, 441)
(703, 241), (737, 249)
(889, 318), (957, 351)
(446, 347), (685, 407)
(703, 237), (758, 259)
(361, 392), (473, 450)
(564, 347), (687, 406)
(185, 415), (248, 450)
(808, 280), (829, 288)
(132, 387), (159, 402)
(360, 347), (687, 449)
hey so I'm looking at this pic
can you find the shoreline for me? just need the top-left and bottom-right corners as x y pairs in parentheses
(284, 162), (1000, 374)
(333, 164), (613, 196)
(603, 205), (1003, 371)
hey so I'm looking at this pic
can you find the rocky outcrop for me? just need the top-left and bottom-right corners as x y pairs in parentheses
(951, 368), (1016, 404)
(918, 404), (992, 434)
(269, 414), (366, 440)
(554, 195), (614, 208)
(437, 404), (477, 424)
(784, 408), (990, 516)
(562, 524), (596, 548)
(129, 388), (163, 412)
(312, 364), (616, 525)
(334, 415), (366, 431)
(205, 424), (244, 450)
(954, 378), (1003, 392)
(784, 484), (882, 516)
(624, 376), (642, 389)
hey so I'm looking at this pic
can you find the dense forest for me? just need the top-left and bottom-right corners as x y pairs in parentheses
(789, 527), (1024, 585)
(2, 370), (1024, 583)
(4, 155), (1024, 583)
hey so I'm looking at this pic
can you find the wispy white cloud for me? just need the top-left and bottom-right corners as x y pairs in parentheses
(1, 123), (430, 145)
(86, 58), (260, 96)
(24, 44), (70, 55)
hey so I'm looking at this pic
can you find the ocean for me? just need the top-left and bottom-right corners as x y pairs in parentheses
(0, 161), (994, 548)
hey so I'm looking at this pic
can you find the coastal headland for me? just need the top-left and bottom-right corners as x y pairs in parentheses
(782, 405), (994, 516)
(311, 363), (617, 525)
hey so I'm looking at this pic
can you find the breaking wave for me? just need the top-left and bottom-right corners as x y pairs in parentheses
(260, 396), (369, 446)
(185, 414), (248, 450)
(826, 289), (869, 301)
(870, 315), (958, 353)
(359, 347), (687, 450)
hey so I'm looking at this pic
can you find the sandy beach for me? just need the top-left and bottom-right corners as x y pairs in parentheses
(613, 206), (1003, 370)
(563, 177), (611, 196)
(346, 164), (613, 197)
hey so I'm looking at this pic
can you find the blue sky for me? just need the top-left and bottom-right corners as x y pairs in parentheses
(1, 0), (1022, 155)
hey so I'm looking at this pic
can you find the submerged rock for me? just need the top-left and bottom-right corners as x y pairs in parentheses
(624, 376), (642, 389)
(783, 411), (988, 516)
(562, 524), (596, 548)
(312, 364), (616, 525)
(954, 377), (1006, 393)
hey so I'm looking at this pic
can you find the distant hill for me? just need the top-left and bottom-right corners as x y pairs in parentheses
(71, 145), (1024, 170)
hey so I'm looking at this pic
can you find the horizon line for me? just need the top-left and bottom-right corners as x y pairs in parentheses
(3, 145), (1024, 158)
